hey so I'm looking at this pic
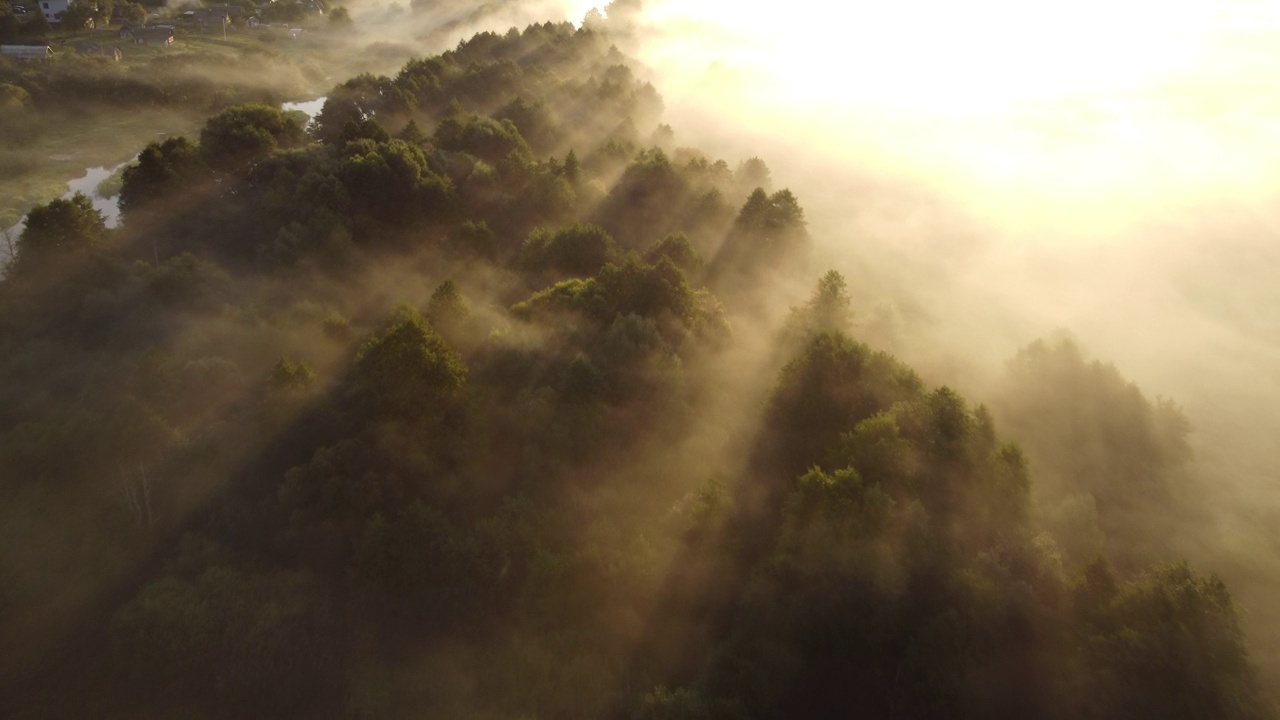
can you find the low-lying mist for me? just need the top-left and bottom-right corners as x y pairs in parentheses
(3, 1), (1278, 716)
(611, 0), (1280, 683)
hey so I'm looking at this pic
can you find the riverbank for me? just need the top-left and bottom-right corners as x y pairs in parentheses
(1, 96), (329, 275)
(0, 107), (202, 231)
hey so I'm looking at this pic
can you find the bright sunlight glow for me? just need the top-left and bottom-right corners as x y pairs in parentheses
(612, 0), (1280, 236)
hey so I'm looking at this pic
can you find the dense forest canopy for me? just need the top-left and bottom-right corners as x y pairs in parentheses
(0, 4), (1274, 719)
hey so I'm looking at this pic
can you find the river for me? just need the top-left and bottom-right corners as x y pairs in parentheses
(0, 158), (132, 276)
(1, 97), (328, 276)
(283, 97), (326, 120)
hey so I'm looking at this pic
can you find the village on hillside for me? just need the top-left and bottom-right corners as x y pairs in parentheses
(2, 0), (333, 62)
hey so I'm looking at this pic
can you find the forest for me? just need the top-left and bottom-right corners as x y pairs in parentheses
(0, 3), (1275, 719)
(0, 0), (515, 230)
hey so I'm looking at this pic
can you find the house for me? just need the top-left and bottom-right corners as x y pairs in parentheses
(125, 26), (176, 46)
(141, 28), (175, 46)
(181, 9), (229, 23)
(0, 44), (54, 61)
(38, 0), (68, 22)
(74, 41), (122, 60)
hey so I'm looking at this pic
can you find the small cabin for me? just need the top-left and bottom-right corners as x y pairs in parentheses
(133, 27), (176, 47)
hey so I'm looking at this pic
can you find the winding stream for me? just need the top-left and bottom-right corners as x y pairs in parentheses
(1, 97), (328, 276)
(1, 158), (133, 275)
(283, 96), (326, 120)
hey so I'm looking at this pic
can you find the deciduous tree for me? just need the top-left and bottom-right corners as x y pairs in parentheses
(14, 193), (106, 273)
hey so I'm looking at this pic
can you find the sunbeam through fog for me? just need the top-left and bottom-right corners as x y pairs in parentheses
(3, 0), (1279, 715)
(614, 0), (1280, 686)
(632, 0), (1280, 228)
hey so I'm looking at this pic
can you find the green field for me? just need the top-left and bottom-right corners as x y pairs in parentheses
(0, 19), (335, 228)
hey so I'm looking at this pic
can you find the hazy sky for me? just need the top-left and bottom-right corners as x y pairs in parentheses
(570, 0), (1279, 497)
(582, 1), (1274, 347)
(615, 0), (1280, 234)
(515, 0), (1280, 486)
(588, 2), (1280, 676)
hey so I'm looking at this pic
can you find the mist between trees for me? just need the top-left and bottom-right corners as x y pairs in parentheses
(0, 3), (1274, 719)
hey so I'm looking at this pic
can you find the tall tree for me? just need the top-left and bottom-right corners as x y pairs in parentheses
(120, 2), (146, 25)
(59, 1), (94, 35)
(20, 10), (51, 38)
(199, 104), (306, 173)
(14, 193), (106, 273)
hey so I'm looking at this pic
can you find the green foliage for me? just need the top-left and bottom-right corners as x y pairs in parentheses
(268, 357), (316, 396)
(353, 500), (517, 625)
(111, 567), (338, 713)
(338, 138), (456, 228)
(0, 405), (105, 485)
(19, 10), (50, 38)
(734, 157), (771, 193)
(322, 312), (353, 342)
(0, 20), (1271, 720)
(595, 148), (690, 250)
(312, 74), (410, 145)
(669, 477), (731, 542)
(997, 336), (1193, 501)
(1081, 562), (1271, 720)
(710, 187), (809, 291)
(279, 437), (389, 530)
(260, 0), (312, 23)
(339, 117), (392, 145)
(766, 331), (923, 475)
(833, 412), (916, 491)
(397, 117), (427, 145)
(444, 218), (497, 258)
(564, 149), (582, 184)
(434, 112), (533, 166)
(644, 232), (702, 274)
(992, 336), (1197, 567)
(199, 103), (306, 172)
(120, 136), (208, 216)
(120, 1), (146, 24)
(0, 82), (30, 111)
(737, 187), (805, 241)
(521, 223), (617, 278)
(425, 279), (472, 341)
(496, 95), (560, 154)
(511, 256), (718, 353)
(0, 10), (19, 45)
(352, 306), (466, 420)
(13, 192), (106, 274)
(328, 5), (351, 24)
(144, 252), (232, 309)
(512, 168), (577, 230)
(780, 269), (855, 349)
(806, 269), (853, 331)
(631, 686), (713, 720)
(354, 501), (453, 600)
(783, 466), (894, 530)
(511, 276), (599, 320)
(60, 1), (94, 35)
(596, 257), (698, 327)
